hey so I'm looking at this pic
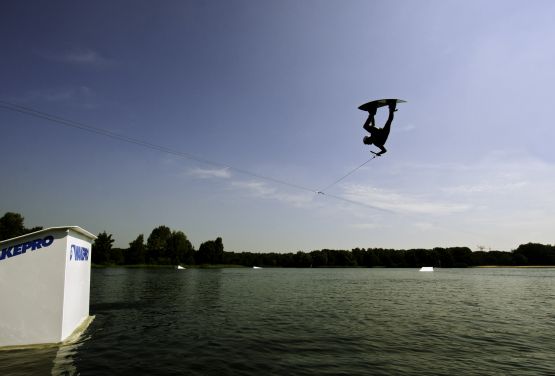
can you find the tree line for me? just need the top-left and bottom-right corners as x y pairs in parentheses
(218, 245), (555, 268)
(91, 227), (224, 266)
(2, 212), (555, 267)
(0, 212), (43, 241)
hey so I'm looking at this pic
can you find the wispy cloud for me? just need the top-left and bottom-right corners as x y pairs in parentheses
(231, 180), (314, 207)
(42, 48), (113, 67)
(342, 184), (471, 215)
(351, 222), (381, 230)
(339, 150), (555, 247)
(395, 123), (416, 132)
(184, 165), (315, 207)
(431, 151), (554, 201)
(412, 222), (437, 231)
(14, 86), (97, 106)
(189, 167), (231, 179)
(64, 49), (109, 64)
(443, 181), (528, 195)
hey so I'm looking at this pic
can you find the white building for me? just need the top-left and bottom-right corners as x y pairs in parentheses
(0, 226), (96, 348)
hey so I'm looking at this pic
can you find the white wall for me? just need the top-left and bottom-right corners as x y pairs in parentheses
(0, 227), (94, 347)
(61, 229), (92, 340)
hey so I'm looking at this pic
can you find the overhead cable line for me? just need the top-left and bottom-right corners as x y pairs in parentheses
(318, 156), (376, 193)
(0, 101), (316, 193)
(0, 100), (386, 212)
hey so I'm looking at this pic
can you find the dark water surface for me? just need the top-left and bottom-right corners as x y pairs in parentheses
(1, 268), (555, 375)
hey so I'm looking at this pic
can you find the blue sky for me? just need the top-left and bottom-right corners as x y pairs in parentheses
(2, 0), (555, 252)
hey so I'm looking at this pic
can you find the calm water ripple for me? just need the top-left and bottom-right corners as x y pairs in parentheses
(1, 268), (555, 375)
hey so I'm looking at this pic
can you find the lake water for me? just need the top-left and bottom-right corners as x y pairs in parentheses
(1, 268), (555, 375)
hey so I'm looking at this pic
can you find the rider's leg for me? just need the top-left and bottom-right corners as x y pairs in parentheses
(381, 102), (396, 139)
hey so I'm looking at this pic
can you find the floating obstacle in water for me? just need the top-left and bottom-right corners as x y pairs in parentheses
(176, 265), (186, 270)
(419, 266), (434, 272)
(0, 227), (96, 349)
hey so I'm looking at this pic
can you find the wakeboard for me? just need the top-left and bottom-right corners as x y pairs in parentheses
(358, 98), (406, 112)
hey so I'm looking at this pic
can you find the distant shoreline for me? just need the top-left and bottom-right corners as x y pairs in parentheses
(474, 265), (555, 268)
(92, 264), (246, 269)
(91, 264), (555, 269)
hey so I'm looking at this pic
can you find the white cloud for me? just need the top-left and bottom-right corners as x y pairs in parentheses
(64, 49), (107, 64)
(443, 181), (528, 195)
(412, 222), (436, 231)
(232, 180), (275, 196)
(189, 167), (231, 179)
(338, 150), (555, 249)
(231, 180), (314, 207)
(342, 184), (471, 215)
(395, 123), (416, 132)
(435, 151), (555, 209)
(42, 48), (112, 67)
(351, 222), (381, 230)
(15, 86), (97, 106)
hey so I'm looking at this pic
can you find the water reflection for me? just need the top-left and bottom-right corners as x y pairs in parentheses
(0, 333), (87, 376)
(51, 339), (86, 376)
(0, 346), (59, 376)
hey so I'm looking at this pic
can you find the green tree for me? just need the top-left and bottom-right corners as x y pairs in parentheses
(327, 249), (357, 267)
(146, 225), (172, 264)
(513, 243), (555, 265)
(167, 231), (194, 265)
(364, 249), (381, 267)
(310, 250), (328, 267)
(0, 212), (42, 241)
(294, 251), (312, 267)
(126, 234), (146, 264)
(110, 248), (124, 265)
(451, 247), (473, 267)
(196, 237), (224, 264)
(435, 248), (455, 268)
(512, 252), (528, 266)
(351, 248), (365, 266)
(92, 231), (114, 265)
